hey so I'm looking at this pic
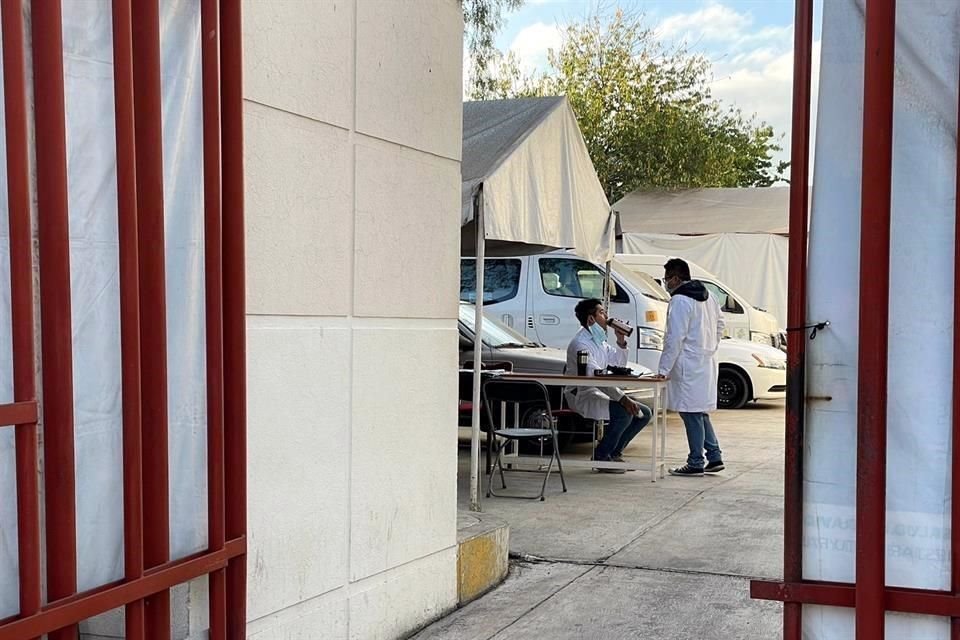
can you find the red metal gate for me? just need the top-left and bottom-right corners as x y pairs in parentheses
(751, 0), (960, 638)
(0, 1), (247, 638)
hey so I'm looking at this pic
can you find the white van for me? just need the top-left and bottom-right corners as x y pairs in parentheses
(615, 253), (784, 350)
(459, 251), (787, 409)
(460, 251), (668, 371)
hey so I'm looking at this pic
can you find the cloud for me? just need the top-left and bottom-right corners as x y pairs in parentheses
(495, 1), (821, 180)
(710, 39), (822, 178)
(654, 2), (820, 179)
(656, 1), (751, 45)
(508, 21), (564, 75)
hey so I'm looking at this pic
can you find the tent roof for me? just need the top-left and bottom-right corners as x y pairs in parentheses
(461, 97), (613, 263)
(461, 97), (565, 219)
(613, 187), (795, 235)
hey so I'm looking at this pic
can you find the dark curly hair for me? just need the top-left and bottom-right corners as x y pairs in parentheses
(574, 298), (603, 327)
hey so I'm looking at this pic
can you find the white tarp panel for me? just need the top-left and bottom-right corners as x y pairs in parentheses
(0, 10), (13, 612)
(620, 232), (789, 328)
(803, 0), (958, 637)
(0, 0), (206, 615)
(461, 97), (614, 263)
(612, 186), (792, 235)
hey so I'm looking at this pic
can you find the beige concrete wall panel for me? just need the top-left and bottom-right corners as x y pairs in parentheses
(243, 0), (354, 129)
(349, 327), (458, 581)
(353, 143), (460, 319)
(245, 103), (352, 316)
(348, 549), (458, 640)
(247, 324), (351, 620)
(355, 0), (463, 160)
(247, 589), (349, 640)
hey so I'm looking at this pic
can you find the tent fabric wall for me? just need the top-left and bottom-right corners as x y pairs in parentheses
(802, 0), (959, 636)
(613, 186), (792, 235)
(461, 97), (613, 263)
(0, 0), (207, 615)
(620, 232), (789, 328)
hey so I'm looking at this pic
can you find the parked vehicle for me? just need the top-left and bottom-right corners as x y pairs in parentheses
(460, 252), (786, 409)
(460, 252), (668, 371)
(713, 338), (787, 409)
(457, 302), (652, 448)
(615, 253), (785, 350)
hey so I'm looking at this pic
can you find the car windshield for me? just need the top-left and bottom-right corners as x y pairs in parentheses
(458, 304), (537, 348)
(610, 258), (671, 302)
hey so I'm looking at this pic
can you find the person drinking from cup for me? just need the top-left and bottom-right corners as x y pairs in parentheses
(564, 298), (652, 473)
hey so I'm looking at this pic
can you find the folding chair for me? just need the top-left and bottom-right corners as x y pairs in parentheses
(460, 366), (510, 475)
(482, 378), (567, 501)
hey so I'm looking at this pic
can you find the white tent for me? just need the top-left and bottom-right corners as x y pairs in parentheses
(460, 97), (614, 510)
(613, 187), (793, 327)
(461, 97), (614, 262)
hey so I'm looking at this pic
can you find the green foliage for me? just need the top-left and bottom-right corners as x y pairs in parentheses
(471, 10), (788, 201)
(463, 0), (524, 99)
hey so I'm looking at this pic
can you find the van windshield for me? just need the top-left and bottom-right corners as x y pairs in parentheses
(610, 258), (671, 302)
(458, 304), (537, 348)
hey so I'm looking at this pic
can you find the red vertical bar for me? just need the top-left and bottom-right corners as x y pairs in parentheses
(220, 1), (247, 635)
(131, 1), (171, 636)
(2, 0), (40, 633)
(200, 0), (226, 637)
(856, 0), (896, 638)
(952, 31), (960, 640)
(112, 0), (145, 638)
(30, 1), (78, 638)
(784, 0), (814, 637)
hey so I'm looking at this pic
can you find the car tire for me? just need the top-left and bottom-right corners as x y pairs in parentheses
(718, 368), (750, 410)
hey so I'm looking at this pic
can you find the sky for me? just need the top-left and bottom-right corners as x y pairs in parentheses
(479, 0), (824, 176)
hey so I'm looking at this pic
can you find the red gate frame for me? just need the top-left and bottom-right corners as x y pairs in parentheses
(751, 1), (960, 638)
(0, 1), (247, 638)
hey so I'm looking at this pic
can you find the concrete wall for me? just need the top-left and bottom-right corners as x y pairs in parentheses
(242, 1), (463, 638)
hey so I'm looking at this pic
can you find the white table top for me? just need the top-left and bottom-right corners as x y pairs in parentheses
(493, 372), (667, 389)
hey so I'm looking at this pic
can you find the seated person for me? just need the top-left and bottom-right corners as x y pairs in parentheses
(564, 298), (652, 473)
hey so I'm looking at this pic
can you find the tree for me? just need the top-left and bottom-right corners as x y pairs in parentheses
(463, 0), (524, 99)
(473, 10), (788, 202)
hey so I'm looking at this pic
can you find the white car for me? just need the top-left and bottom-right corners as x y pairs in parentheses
(716, 339), (786, 409)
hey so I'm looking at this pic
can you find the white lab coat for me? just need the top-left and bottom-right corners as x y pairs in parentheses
(657, 291), (725, 412)
(564, 327), (628, 421)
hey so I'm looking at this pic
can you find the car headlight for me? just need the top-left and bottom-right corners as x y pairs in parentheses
(752, 353), (786, 370)
(750, 331), (774, 346)
(638, 327), (664, 350)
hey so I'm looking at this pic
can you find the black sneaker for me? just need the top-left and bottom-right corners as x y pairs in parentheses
(705, 461), (725, 473)
(669, 464), (705, 477)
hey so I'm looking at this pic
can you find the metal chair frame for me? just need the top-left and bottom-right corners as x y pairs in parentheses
(482, 378), (567, 501)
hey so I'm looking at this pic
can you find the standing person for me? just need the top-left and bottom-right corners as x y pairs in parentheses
(657, 258), (726, 477)
(565, 298), (652, 473)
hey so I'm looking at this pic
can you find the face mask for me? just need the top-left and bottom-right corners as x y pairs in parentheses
(589, 322), (607, 345)
(663, 277), (676, 293)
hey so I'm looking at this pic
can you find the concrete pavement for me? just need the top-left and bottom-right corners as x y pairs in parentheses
(415, 401), (786, 640)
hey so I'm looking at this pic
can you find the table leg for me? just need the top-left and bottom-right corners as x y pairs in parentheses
(660, 387), (667, 478)
(650, 386), (658, 482)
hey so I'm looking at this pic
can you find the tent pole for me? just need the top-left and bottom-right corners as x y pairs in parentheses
(470, 188), (485, 512)
(603, 210), (615, 309)
(603, 261), (612, 309)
